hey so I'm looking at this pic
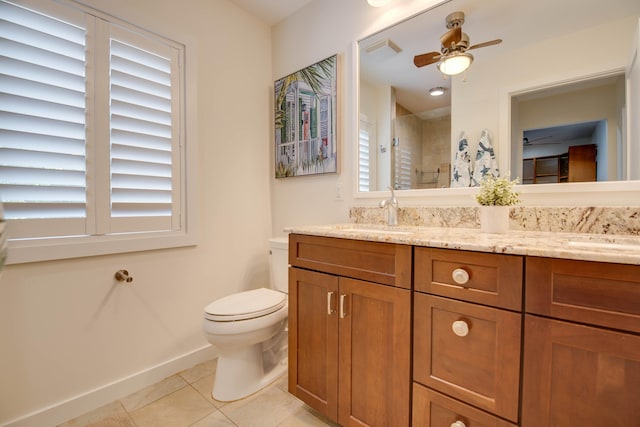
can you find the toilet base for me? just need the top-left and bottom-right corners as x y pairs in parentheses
(212, 342), (288, 402)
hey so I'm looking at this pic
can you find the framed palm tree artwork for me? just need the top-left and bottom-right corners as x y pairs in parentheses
(274, 54), (338, 178)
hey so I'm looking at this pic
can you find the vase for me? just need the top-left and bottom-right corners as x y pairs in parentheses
(479, 205), (510, 233)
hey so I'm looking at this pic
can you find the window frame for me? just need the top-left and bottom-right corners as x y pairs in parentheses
(2, 0), (198, 265)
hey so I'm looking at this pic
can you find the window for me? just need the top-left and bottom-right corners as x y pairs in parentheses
(0, 0), (195, 264)
(358, 117), (375, 192)
(394, 143), (412, 190)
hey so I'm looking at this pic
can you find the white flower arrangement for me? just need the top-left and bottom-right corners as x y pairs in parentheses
(475, 175), (520, 206)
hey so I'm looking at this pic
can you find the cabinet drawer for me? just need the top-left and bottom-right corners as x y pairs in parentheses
(414, 294), (521, 422)
(415, 247), (523, 310)
(289, 233), (412, 289)
(413, 383), (517, 427)
(526, 257), (640, 333)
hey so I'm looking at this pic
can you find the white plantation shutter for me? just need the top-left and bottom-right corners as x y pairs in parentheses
(394, 142), (412, 190)
(359, 125), (371, 192)
(359, 118), (375, 192)
(0, 0), (88, 237)
(0, 0), (189, 262)
(108, 30), (180, 233)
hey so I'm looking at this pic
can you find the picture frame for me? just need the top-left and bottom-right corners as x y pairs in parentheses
(274, 54), (338, 178)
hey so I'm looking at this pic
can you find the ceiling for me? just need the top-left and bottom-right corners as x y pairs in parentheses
(227, 0), (313, 25)
(231, 0), (639, 126)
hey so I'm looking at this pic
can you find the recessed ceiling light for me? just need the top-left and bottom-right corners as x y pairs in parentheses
(429, 87), (446, 96)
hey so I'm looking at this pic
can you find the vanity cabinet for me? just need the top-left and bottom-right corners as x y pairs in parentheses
(288, 232), (640, 427)
(522, 257), (640, 427)
(413, 247), (523, 424)
(288, 234), (412, 427)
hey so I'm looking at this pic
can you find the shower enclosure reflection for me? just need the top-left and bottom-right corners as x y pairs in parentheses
(358, 82), (452, 191)
(394, 109), (451, 189)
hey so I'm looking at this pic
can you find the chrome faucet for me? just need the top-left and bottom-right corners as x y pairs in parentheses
(379, 186), (398, 226)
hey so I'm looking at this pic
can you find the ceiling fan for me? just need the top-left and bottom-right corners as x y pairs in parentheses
(413, 11), (502, 75)
(523, 136), (559, 146)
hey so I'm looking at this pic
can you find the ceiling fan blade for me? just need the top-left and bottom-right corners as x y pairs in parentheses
(440, 27), (462, 48)
(413, 51), (441, 68)
(525, 135), (553, 143)
(467, 38), (502, 50)
(524, 135), (559, 145)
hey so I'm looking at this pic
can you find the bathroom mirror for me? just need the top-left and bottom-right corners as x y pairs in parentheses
(358, 0), (640, 193)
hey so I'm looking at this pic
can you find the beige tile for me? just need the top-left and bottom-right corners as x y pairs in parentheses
(180, 358), (218, 384)
(120, 374), (188, 412)
(273, 374), (288, 392)
(191, 373), (227, 409)
(57, 401), (135, 427)
(219, 385), (303, 427)
(277, 406), (339, 427)
(190, 410), (237, 427)
(129, 386), (215, 427)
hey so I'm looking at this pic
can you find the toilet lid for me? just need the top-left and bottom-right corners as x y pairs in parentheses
(204, 288), (287, 321)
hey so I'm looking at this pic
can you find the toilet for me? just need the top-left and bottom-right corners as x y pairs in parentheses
(202, 236), (289, 402)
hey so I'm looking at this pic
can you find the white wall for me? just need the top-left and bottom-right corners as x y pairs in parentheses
(516, 83), (620, 180)
(0, 0), (273, 425)
(270, 0), (640, 220)
(270, 0), (443, 233)
(454, 17), (636, 178)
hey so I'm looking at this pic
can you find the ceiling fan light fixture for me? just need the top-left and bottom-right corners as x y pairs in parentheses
(367, 0), (393, 7)
(429, 86), (446, 96)
(437, 51), (473, 76)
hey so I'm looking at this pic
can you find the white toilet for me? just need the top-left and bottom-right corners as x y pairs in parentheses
(202, 237), (289, 402)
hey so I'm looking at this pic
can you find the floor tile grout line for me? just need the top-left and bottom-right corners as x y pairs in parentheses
(117, 400), (139, 427)
(188, 382), (221, 426)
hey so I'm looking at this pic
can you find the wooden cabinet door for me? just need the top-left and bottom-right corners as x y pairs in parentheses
(568, 144), (596, 182)
(288, 267), (339, 421)
(522, 315), (640, 427)
(338, 277), (411, 427)
(414, 294), (521, 422)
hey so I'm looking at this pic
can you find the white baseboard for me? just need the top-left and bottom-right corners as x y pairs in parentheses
(1, 345), (217, 427)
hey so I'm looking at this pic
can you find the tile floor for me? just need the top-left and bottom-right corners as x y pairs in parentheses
(58, 358), (339, 427)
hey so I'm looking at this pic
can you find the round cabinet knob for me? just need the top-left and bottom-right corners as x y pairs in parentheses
(451, 268), (469, 285)
(452, 320), (469, 337)
(451, 421), (467, 427)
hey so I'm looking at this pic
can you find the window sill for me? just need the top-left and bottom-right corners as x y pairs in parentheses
(6, 231), (198, 264)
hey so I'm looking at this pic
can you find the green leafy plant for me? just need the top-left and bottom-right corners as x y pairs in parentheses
(475, 176), (520, 206)
(274, 56), (336, 130)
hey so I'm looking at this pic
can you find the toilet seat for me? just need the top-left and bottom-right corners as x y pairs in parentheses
(204, 288), (286, 322)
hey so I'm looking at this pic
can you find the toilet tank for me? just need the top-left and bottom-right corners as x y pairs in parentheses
(269, 236), (289, 293)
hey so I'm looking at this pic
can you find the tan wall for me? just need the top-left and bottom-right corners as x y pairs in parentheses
(0, 0), (273, 424)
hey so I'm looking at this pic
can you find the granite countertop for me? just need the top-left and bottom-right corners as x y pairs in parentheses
(284, 223), (640, 265)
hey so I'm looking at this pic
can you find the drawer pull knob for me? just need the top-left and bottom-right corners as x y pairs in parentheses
(451, 421), (466, 427)
(452, 268), (470, 285)
(452, 320), (469, 337)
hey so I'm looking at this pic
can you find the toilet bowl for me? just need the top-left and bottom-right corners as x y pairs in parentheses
(202, 237), (289, 402)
